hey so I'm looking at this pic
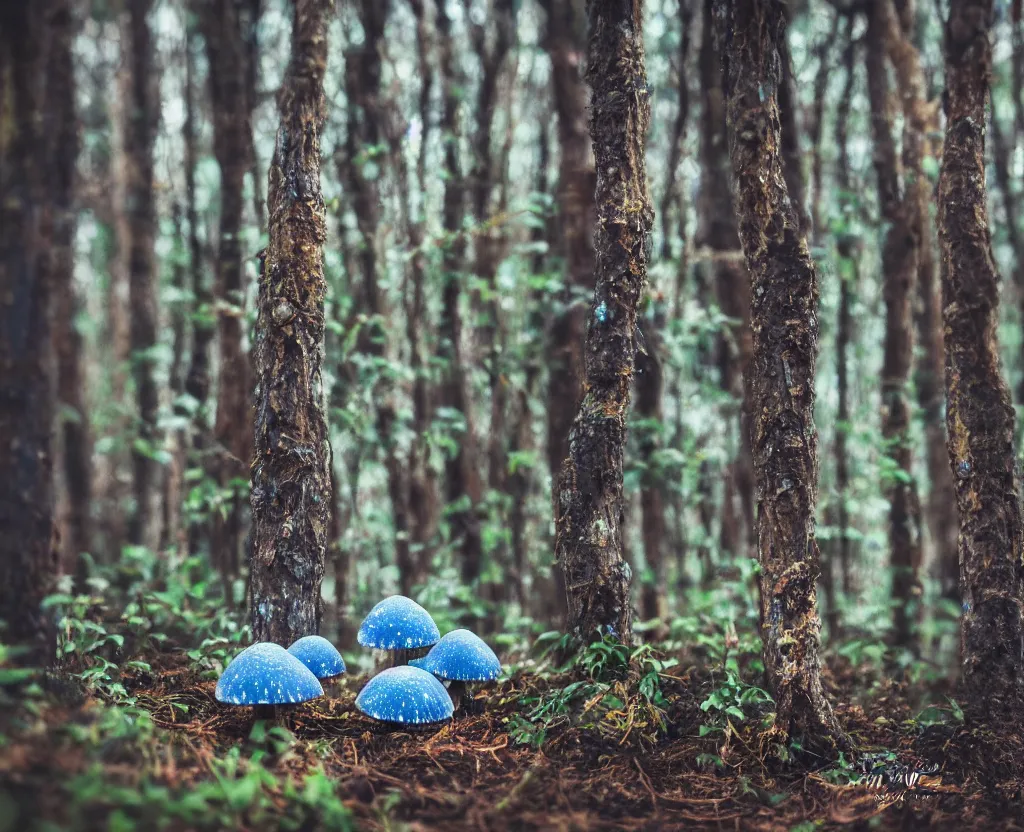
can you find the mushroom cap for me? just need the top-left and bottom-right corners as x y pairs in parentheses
(357, 595), (440, 651)
(411, 629), (501, 682)
(287, 635), (346, 680)
(355, 665), (454, 724)
(215, 642), (324, 706)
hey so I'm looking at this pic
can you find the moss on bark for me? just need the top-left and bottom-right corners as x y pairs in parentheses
(938, 0), (1024, 718)
(249, 0), (333, 645)
(714, 0), (848, 751)
(554, 0), (654, 645)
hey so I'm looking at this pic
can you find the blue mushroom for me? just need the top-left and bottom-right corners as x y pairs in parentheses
(355, 665), (454, 728)
(215, 642), (324, 719)
(287, 635), (346, 681)
(411, 629), (500, 711)
(357, 595), (440, 666)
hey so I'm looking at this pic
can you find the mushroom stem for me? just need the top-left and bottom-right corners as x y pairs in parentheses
(389, 646), (432, 667)
(253, 704), (278, 722)
(447, 680), (466, 712)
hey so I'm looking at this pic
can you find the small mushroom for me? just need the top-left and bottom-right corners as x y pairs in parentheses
(215, 642), (323, 721)
(357, 595), (440, 667)
(355, 665), (453, 729)
(411, 629), (500, 712)
(287, 635), (346, 685)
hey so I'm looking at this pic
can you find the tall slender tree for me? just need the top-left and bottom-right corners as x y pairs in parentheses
(125, 0), (162, 552)
(715, 0), (847, 748)
(554, 0), (653, 645)
(538, 0), (595, 622)
(343, 0), (415, 594)
(435, 0), (486, 589)
(822, 22), (859, 635)
(866, 0), (923, 649)
(939, 0), (1024, 717)
(249, 0), (334, 644)
(49, 0), (91, 586)
(0, 0), (60, 667)
(538, 0), (595, 478)
(698, 0), (752, 563)
(198, 0), (259, 592)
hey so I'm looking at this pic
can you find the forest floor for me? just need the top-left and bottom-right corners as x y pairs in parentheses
(3, 635), (1024, 832)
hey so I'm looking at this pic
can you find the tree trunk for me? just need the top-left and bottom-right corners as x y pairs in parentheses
(344, 0), (416, 595)
(48, 0), (91, 587)
(659, 0), (693, 260)
(715, 0), (848, 750)
(698, 0), (752, 565)
(539, 1), (596, 479)
(894, 5), (957, 601)
(96, 48), (132, 560)
(939, 0), (1024, 718)
(401, 0), (438, 584)
(183, 17), (213, 437)
(200, 0), (258, 595)
(866, 0), (923, 651)
(538, 0), (596, 624)
(636, 301), (668, 625)
(829, 26), (859, 626)
(435, 0), (485, 589)
(0, 0), (60, 667)
(126, 0), (162, 552)
(465, 0), (517, 614)
(554, 0), (653, 645)
(249, 0), (333, 645)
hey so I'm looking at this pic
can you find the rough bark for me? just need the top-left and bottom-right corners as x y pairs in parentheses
(715, 0), (848, 750)
(938, 0), (1024, 718)
(435, 0), (485, 588)
(698, 0), (752, 564)
(249, 0), (333, 645)
(554, 0), (653, 645)
(126, 0), (162, 552)
(199, 0), (257, 592)
(866, 0), (923, 650)
(48, 0), (91, 586)
(0, 0), (59, 667)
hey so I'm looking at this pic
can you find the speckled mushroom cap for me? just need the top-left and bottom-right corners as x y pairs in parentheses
(411, 629), (501, 682)
(357, 595), (440, 651)
(215, 642), (324, 706)
(287, 635), (346, 680)
(355, 666), (454, 724)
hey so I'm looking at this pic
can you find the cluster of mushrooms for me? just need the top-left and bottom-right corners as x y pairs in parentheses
(214, 595), (500, 729)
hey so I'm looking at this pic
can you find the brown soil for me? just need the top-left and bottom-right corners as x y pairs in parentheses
(3, 647), (1022, 831)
